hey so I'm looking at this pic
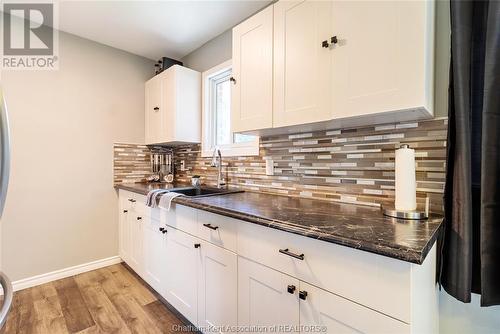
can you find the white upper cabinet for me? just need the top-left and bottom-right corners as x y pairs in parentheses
(231, 5), (274, 132)
(273, 0), (332, 128)
(231, 0), (435, 134)
(330, 0), (434, 120)
(145, 65), (201, 145)
(145, 77), (162, 144)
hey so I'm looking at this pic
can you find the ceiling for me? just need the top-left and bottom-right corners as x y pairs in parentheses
(57, 1), (271, 61)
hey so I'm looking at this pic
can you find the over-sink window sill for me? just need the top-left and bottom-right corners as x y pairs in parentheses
(201, 142), (260, 158)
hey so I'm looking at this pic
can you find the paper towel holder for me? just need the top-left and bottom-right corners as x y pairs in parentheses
(383, 197), (430, 220)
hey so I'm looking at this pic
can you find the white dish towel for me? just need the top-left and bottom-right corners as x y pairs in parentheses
(158, 192), (184, 211)
(146, 189), (170, 208)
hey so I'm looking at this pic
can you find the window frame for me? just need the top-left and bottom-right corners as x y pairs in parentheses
(201, 60), (259, 158)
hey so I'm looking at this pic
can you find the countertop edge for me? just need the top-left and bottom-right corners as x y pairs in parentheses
(115, 184), (442, 265)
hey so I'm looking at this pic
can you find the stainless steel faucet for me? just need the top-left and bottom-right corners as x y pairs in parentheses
(210, 147), (226, 189)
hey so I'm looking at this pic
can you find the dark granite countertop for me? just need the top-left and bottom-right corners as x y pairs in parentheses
(115, 182), (443, 264)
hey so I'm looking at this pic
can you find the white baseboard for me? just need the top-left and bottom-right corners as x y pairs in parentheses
(11, 256), (123, 292)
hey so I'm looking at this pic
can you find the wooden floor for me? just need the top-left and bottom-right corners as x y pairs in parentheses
(1, 263), (194, 334)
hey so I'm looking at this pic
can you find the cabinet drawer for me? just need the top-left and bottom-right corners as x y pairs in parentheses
(300, 282), (409, 334)
(120, 190), (147, 215)
(197, 210), (238, 252)
(163, 204), (199, 236)
(237, 221), (412, 323)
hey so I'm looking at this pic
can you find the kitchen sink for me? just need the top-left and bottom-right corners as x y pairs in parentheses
(169, 187), (243, 198)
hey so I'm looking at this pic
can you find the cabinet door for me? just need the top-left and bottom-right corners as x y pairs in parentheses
(158, 69), (175, 143)
(331, 1), (429, 119)
(232, 5), (273, 132)
(164, 227), (200, 326)
(299, 282), (409, 334)
(145, 76), (162, 144)
(273, 0), (332, 128)
(119, 206), (131, 264)
(238, 257), (299, 334)
(198, 242), (237, 333)
(128, 213), (144, 276)
(143, 219), (167, 292)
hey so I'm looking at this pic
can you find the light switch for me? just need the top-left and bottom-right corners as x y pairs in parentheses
(265, 159), (274, 176)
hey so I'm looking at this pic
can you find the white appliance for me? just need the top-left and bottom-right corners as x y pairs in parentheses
(0, 89), (13, 328)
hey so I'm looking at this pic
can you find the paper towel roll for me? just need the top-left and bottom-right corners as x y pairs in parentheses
(395, 145), (416, 211)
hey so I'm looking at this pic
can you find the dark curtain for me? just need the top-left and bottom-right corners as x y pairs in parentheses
(441, 0), (500, 306)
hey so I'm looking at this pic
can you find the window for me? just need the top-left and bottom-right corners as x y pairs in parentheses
(202, 60), (259, 157)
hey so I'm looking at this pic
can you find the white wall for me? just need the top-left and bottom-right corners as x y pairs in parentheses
(0, 30), (153, 281)
(181, 29), (232, 72)
(440, 292), (500, 333)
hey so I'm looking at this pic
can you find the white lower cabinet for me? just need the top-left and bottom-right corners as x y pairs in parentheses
(117, 190), (437, 334)
(163, 226), (200, 326)
(118, 205), (130, 264)
(237, 257), (409, 334)
(198, 241), (237, 333)
(238, 257), (299, 334)
(299, 282), (409, 334)
(143, 218), (166, 293)
(128, 212), (144, 276)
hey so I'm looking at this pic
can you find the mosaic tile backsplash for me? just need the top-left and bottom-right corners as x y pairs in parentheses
(113, 143), (151, 184)
(113, 117), (447, 213)
(174, 118), (447, 213)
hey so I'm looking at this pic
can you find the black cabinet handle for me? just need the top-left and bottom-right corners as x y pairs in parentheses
(136, 216), (142, 220)
(230, 77), (236, 84)
(322, 40), (329, 48)
(279, 248), (304, 260)
(128, 199), (136, 203)
(159, 227), (167, 234)
(203, 223), (219, 231)
(153, 107), (159, 111)
(331, 36), (338, 44)
(299, 290), (308, 300)
(123, 210), (128, 213)
(194, 243), (201, 249)
(287, 285), (296, 294)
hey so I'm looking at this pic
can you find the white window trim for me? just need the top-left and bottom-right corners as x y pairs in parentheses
(201, 60), (260, 158)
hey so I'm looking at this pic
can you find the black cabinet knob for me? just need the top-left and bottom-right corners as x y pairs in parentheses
(322, 40), (329, 48)
(136, 216), (142, 220)
(331, 36), (338, 44)
(194, 243), (201, 249)
(123, 210), (128, 213)
(153, 107), (159, 111)
(128, 199), (136, 203)
(299, 290), (308, 300)
(159, 227), (165, 232)
(230, 77), (236, 84)
(287, 285), (296, 294)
